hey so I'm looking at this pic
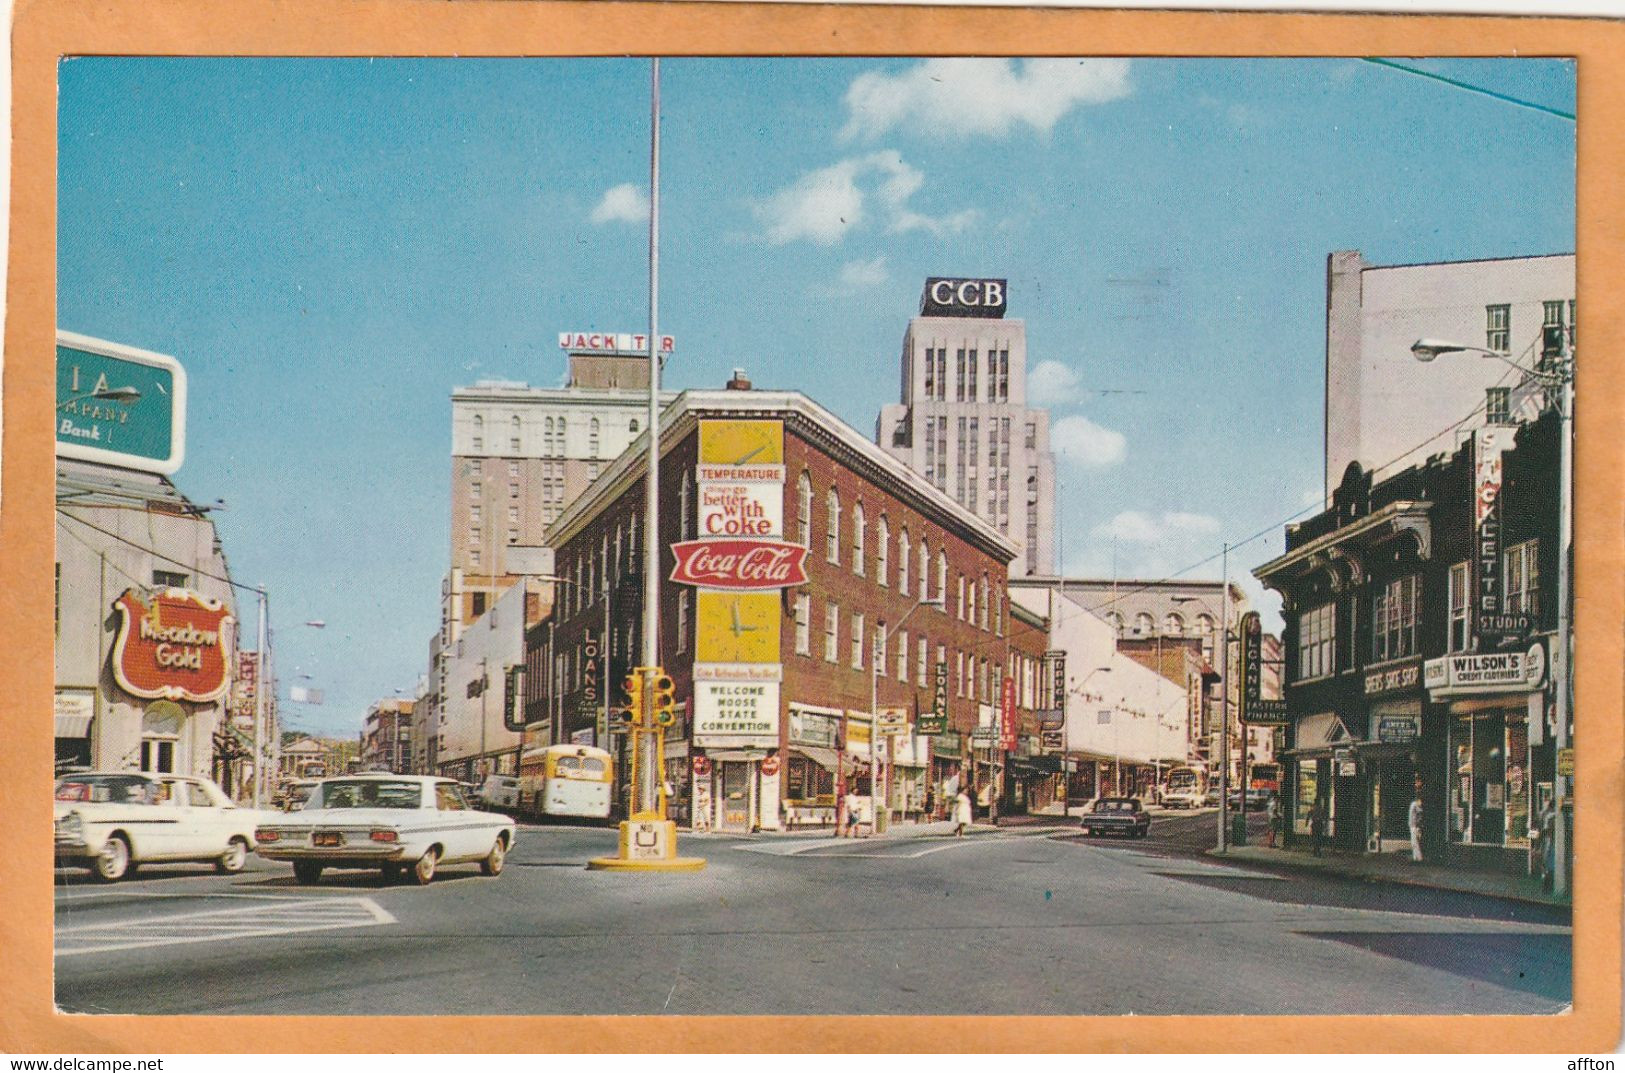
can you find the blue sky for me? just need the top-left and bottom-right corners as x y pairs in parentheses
(58, 57), (1575, 737)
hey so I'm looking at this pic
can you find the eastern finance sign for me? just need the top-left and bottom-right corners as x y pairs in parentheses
(57, 331), (187, 475)
(918, 277), (1008, 319)
(112, 589), (234, 702)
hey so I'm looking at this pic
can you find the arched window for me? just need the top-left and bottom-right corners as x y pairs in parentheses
(629, 418), (639, 435)
(471, 413), (484, 452)
(1164, 612), (1185, 634)
(965, 575), (976, 624)
(876, 515), (890, 587)
(1105, 611), (1125, 635)
(510, 414), (521, 452)
(1135, 612), (1155, 634)
(825, 489), (842, 563)
(898, 528), (911, 595)
(797, 472), (813, 548)
(979, 574), (990, 630)
(589, 417), (601, 456)
(1197, 613), (1216, 662)
(937, 551), (948, 606)
(557, 416), (568, 452)
(919, 539), (930, 599)
(852, 501), (866, 576)
(544, 417), (555, 455)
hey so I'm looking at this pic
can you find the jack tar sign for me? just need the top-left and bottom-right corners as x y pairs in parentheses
(111, 589), (234, 702)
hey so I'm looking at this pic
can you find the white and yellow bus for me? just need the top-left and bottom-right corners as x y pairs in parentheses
(518, 744), (614, 821)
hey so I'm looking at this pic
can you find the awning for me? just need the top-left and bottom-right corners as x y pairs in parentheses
(1288, 712), (1354, 754)
(790, 746), (840, 774)
(55, 713), (93, 738)
(1011, 755), (1062, 774)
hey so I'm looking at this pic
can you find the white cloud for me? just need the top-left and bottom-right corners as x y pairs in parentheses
(1050, 414), (1126, 469)
(590, 183), (648, 225)
(839, 256), (889, 288)
(1090, 510), (1219, 546)
(753, 150), (973, 247)
(1028, 360), (1084, 404)
(842, 58), (1132, 142)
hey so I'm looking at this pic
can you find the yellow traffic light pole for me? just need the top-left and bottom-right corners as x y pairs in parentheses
(587, 666), (705, 871)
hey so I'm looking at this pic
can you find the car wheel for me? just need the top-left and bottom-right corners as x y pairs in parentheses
(293, 862), (324, 885)
(480, 837), (506, 877)
(93, 835), (132, 882)
(216, 837), (249, 874)
(412, 847), (439, 886)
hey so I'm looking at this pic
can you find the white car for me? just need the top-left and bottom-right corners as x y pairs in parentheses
(54, 772), (270, 882)
(253, 774), (515, 886)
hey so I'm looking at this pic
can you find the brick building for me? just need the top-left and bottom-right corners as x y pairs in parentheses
(360, 698), (414, 774)
(528, 381), (1050, 833)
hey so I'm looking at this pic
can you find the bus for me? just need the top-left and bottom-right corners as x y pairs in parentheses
(1163, 765), (1208, 809)
(518, 743), (614, 821)
(1249, 762), (1281, 794)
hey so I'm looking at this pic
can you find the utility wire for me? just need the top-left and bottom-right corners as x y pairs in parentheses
(57, 508), (262, 597)
(1362, 58), (1576, 122)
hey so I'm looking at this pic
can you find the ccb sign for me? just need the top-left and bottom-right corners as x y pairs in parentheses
(919, 277), (1008, 319)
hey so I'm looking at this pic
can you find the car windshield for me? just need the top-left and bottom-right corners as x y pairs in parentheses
(1095, 800), (1136, 813)
(55, 774), (155, 804)
(312, 780), (422, 809)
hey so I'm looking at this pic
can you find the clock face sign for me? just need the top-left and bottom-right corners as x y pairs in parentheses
(695, 590), (781, 664)
(699, 419), (783, 467)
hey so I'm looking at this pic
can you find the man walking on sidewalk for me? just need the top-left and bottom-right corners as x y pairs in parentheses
(1408, 792), (1425, 862)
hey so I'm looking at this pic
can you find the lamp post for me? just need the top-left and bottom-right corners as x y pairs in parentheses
(870, 596), (945, 834)
(57, 385), (141, 408)
(1411, 336), (1574, 896)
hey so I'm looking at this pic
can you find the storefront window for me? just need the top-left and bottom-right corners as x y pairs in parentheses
(1449, 708), (1528, 846)
(1294, 760), (1318, 836)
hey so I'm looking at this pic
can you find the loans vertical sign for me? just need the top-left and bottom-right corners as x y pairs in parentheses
(919, 661), (949, 735)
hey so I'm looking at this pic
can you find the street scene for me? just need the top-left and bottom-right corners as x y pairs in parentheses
(53, 56), (1575, 1017)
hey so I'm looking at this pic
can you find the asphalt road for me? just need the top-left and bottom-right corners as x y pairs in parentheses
(53, 817), (1570, 1016)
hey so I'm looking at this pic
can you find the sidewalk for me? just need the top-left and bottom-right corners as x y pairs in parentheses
(682, 817), (1052, 840)
(1208, 842), (1569, 909)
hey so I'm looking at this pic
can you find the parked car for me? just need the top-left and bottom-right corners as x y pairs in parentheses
(1227, 787), (1274, 810)
(1080, 797), (1152, 839)
(254, 774), (515, 886)
(54, 772), (271, 882)
(476, 774), (521, 813)
(281, 779), (319, 811)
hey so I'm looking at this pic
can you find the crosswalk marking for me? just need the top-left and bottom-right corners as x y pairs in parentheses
(56, 896), (396, 957)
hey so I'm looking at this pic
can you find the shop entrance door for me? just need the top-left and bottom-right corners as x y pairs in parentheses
(721, 761), (753, 831)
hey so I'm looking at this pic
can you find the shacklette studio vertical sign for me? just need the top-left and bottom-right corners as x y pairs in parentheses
(1473, 427), (1509, 647)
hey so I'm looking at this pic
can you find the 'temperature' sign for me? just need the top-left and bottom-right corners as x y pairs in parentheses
(111, 589), (234, 702)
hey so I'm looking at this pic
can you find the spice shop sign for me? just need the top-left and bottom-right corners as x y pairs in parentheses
(1363, 662), (1421, 696)
(112, 589), (234, 703)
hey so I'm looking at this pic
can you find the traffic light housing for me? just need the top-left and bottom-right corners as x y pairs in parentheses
(622, 672), (645, 726)
(650, 671), (677, 727)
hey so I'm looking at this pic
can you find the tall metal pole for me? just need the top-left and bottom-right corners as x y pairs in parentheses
(1553, 359), (1574, 897)
(253, 586), (267, 809)
(1217, 544), (1230, 853)
(869, 634), (879, 835)
(638, 57), (662, 819)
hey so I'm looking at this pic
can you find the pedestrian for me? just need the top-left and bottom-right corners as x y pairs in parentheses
(1537, 796), (1557, 889)
(1310, 797), (1327, 857)
(1407, 793), (1425, 863)
(953, 785), (973, 837)
(1265, 793), (1280, 849)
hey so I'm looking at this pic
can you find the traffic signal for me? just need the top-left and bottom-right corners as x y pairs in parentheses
(622, 672), (645, 725)
(650, 670), (678, 728)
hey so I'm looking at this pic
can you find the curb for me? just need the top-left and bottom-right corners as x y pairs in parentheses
(1203, 848), (1570, 909)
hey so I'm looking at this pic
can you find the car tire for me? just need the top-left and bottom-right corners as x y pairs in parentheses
(293, 862), (324, 885)
(216, 837), (249, 874)
(480, 838), (506, 877)
(93, 834), (132, 883)
(412, 848), (438, 886)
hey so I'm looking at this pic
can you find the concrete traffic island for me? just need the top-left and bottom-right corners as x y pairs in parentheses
(587, 819), (707, 872)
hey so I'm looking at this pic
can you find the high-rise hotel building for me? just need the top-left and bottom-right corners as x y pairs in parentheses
(876, 278), (1055, 576)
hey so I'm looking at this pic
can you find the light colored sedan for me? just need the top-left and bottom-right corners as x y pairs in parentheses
(54, 772), (271, 882)
(254, 774), (515, 886)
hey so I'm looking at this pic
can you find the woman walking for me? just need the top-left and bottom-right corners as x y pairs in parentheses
(953, 785), (973, 837)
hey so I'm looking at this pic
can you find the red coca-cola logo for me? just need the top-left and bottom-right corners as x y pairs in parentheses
(669, 539), (809, 590)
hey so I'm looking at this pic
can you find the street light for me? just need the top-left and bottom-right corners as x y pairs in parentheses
(1411, 335), (1574, 896)
(1174, 566), (1235, 853)
(869, 596), (945, 835)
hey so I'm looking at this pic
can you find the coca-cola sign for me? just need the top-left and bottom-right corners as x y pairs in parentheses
(670, 539), (808, 590)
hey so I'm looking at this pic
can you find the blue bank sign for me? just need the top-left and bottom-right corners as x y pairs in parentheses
(56, 331), (186, 475)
